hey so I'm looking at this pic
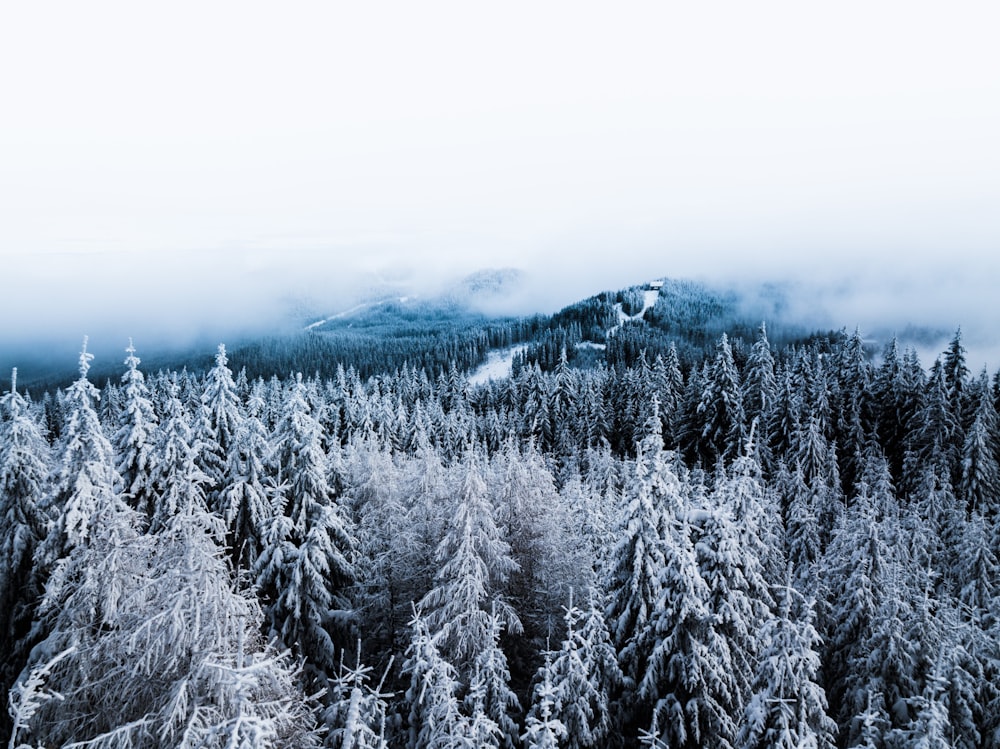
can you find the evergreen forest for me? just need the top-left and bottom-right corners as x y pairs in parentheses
(2, 279), (999, 748)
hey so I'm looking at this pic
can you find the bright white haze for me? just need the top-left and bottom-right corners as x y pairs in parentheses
(1, 1), (999, 363)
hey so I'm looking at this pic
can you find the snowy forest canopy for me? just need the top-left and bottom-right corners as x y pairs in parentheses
(2, 280), (999, 748)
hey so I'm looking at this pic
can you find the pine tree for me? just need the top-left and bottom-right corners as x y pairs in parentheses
(113, 339), (159, 519)
(15, 489), (321, 748)
(34, 338), (123, 588)
(695, 333), (745, 465)
(742, 323), (777, 467)
(217, 388), (276, 571)
(325, 643), (392, 749)
(736, 582), (837, 749)
(605, 408), (677, 697)
(548, 590), (622, 749)
(695, 467), (773, 725)
(902, 660), (952, 749)
(419, 446), (519, 677)
(466, 607), (520, 749)
(959, 382), (1000, 516)
(0, 368), (50, 712)
(258, 374), (356, 687)
(523, 651), (569, 749)
(403, 610), (469, 749)
(147, 374), (211, 533)
(641, 506), (734, 749)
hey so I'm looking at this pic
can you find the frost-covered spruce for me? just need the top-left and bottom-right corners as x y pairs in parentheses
(605, 405), (672, 696)
(736, 582), (836, 749)
(217, 388), (276, 571)
(524, 650), (569, 749)
(548, 589), (622, 749)
(324, 642), (392, 749)
(146, 373), (211, 533)
(34, 338), (124, 589)
(0, 368), (50, 691)
(14, 486), (321, 748)
(419, 445), (519, 677)
(257, 373), (355, 687)
(403, 610), (469, 749)
(113, 339), (159, 518)
(198, 343), (245, 513)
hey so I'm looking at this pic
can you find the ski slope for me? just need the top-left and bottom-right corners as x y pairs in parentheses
(607, 288), (661, 337)
(467, 345), (528, 386)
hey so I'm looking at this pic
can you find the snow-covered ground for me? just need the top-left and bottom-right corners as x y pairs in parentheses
(304, 297), (411, 331)
(467, 345), (527, 386)
(607, 288), (660, 337)
(472, 287), (659, 382)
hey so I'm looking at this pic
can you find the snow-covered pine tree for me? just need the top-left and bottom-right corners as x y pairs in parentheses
(418, 445), (519, 678)
(742, 323), (777, 468)
(324, 642), (393, 749)
(217, 387), (276, 571)
(641, 507), (732, 749)
(147, 373), (211, 533)
(258, 373), (356, 689)
(694, 333), (745, 466)
(403, 609), (469, 749)
(959, 379), (1000, 516)
(736, 581), (837, 749)
(14, 479), (321, 749)
(465, 605), (520, 749)
(0, 368), (51, 714)
(547, 589), (622, 749)
(113, 339), (159, 519)
(901, 658), (952, 749)
(523, 651), (568, 749)
(821, 461), (897, 744)
(605, 404), (672, 703)
(33, 338), (125, 599)
(693, 478), (771, 730)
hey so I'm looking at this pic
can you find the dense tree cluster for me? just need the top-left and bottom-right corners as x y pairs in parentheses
(3, 312), (1000, 747)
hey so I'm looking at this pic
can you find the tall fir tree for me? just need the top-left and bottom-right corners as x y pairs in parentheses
(0, 368), (51, 725)
(113, 340), (159, 519)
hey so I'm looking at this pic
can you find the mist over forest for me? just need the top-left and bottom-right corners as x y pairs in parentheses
(5, 271), (1000, 747)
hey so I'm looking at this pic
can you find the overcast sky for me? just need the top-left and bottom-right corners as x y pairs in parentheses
(2, 2), (999, 363)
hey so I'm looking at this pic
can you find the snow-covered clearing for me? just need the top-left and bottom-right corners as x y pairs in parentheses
(607, 288), (660, 337)
(467, 288), (658, 383)
(468, 345), (527, 386)
(304, 297), (411, 331)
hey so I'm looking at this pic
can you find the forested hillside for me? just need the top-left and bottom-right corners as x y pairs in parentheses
(2, 281), (998, 747)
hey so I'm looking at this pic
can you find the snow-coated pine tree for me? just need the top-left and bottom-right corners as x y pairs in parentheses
(523, 651), (569, 749)
(34, 339), (123, 580)
(324, 642), (393, 749)
(0, 368), (50, 704)
(465, 606), (520, 749)
(199, 343), (245, 513)
(257, 373), (356, 688)
(547, 589), (622, 749)
(146, 373), (211, 533)
(403, 609), (469, 749)
(959, 380), (1000, 516)
(217, 387), (277, 571)
(605, 404), (674, 696)
(419, 445), (519, 677)
(736, 581), (837, 749)
(14, 484), (321, 748)
(694, 333), (745, 465)
(113, 339), (159, 519)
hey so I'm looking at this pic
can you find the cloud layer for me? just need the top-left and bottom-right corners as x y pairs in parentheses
(2, 2), (998, 368)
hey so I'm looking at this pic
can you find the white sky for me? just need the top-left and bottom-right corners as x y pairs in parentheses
(1, 1), (999, 356)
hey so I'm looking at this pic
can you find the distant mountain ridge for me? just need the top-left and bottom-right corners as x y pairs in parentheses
(2, 271), (953, 393)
